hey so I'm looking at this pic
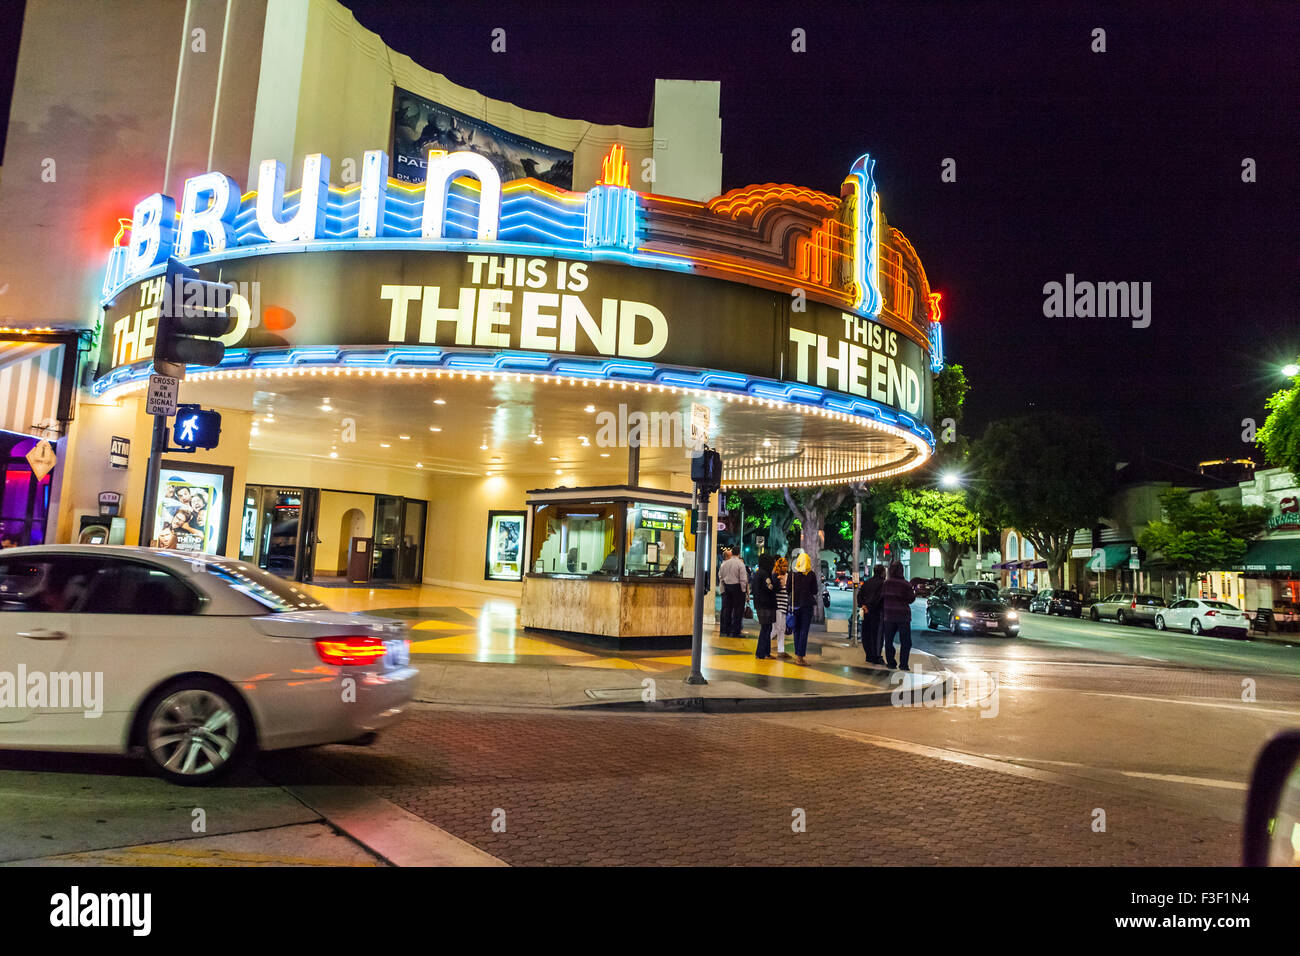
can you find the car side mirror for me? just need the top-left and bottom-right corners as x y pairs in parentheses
(1243, 731), (1300, 866)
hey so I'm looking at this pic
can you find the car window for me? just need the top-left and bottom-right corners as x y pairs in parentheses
(78, 559), (202, 615)
(1204, 600), (1239, 611)
(197, 559), (326, 613)
(1172, 599), (1194, 609)
(0, 554), (101, 612)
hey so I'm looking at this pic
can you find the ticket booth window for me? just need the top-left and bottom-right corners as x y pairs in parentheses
(530, 502), (621, 575)
(624, 502), (689, 578)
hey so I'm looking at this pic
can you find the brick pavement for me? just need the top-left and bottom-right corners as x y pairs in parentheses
(294, 710), (1237, 866)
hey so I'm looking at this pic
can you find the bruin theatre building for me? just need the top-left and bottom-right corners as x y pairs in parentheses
(0, 0), (942, 617)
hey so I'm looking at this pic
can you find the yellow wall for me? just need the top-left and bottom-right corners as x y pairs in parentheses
(57, 395), (253, 556)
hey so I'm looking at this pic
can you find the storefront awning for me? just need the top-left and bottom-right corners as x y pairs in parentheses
(1086, 544), (1133, 572)
(1232, 538), (1300, 573)
(0, 341), (65, 436)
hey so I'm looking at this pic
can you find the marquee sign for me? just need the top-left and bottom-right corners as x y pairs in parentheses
(98, 249), (931, 425)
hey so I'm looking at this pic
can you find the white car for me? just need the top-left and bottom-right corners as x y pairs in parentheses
(1154, 598), (1249, 638)
(0, 546), (417, 785)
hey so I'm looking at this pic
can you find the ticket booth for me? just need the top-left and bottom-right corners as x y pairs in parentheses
(521, 485), (696, 646)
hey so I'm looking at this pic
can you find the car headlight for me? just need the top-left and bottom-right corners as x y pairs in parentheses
(957, 609), (973, 618)
(1006, 610), (1019, 620)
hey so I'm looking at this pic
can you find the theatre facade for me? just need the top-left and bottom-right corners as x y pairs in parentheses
(1, 0), (942, 604)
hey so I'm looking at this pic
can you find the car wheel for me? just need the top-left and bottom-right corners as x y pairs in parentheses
(1190, 618), (1203, 636)
(140, 678), (251, 786)
(1115, 610), (1126, 626)
(1090, 607), (1100, 622)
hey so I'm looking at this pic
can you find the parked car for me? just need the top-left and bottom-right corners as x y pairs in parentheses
(0, 546), (418, 785)
(1029, 588), (1082, 617)
(998, 587), (1034, 609)
(926, 583), (1020, 636)
(1155, 599), (1249, 638)
(912, 577), (946, 599)
(1090, 591), (1167, 626)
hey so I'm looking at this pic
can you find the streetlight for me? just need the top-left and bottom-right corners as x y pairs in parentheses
(1283, 363), (1300, 378)
(940, 471), (961, 489)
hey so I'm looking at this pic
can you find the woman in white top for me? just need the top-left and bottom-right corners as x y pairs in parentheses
(772, 555), (793, 659)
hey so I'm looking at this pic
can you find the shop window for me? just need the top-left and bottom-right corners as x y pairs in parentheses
(530, 502), (621, 576)
(624, 503), (689, 578)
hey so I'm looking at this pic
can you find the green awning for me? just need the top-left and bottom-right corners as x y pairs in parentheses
(1086, 544), (1134, 572)
(1232, 538), (1300, 572)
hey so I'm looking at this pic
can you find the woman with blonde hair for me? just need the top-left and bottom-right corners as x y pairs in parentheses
(772, 556), (793, 659)
(789, 551), (818, 665)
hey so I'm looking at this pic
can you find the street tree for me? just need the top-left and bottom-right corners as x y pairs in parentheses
(968, 412), (1114, 589)
(783, 485), (850, 623)
(1137, 488), (1269, 595)
(1257, 377), (1300, 478)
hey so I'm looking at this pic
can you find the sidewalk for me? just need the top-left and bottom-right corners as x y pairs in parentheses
(306, 582), (951, 713)
(411, 632), (951, 713)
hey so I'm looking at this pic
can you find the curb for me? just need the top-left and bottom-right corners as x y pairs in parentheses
(563, 669), (955, 714)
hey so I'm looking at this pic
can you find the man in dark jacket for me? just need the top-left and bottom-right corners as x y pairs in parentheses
(880, 562), (916, 670)
(856, 564), (887, 664)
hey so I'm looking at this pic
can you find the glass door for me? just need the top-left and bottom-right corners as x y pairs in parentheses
(400, 498), (426, 582)
(371, 495), (428, 584)
(371, 495), (402, 582)
(260, 487), (303, 579)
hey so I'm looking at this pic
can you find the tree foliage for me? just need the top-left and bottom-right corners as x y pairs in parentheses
(1257, 379), (1300, 477)
(968, 412), (1114, 588)
(1137, 488), (1269, 579)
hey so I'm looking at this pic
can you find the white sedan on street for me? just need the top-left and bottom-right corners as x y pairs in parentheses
(1154, 598), (1249, 638)
(0, 546), (417, 784)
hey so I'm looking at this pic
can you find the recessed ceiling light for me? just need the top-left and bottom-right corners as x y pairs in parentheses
(549, 456), (559, 462)
(480, 443), (488, 450)
(555, 469), (562, 475)
(399, 434), (411, 440)
(329, 451), (338, 459)
(379, 442), (391, 448)
(429, 426), (441, 432)
(433, 398), (446, 405)
(762, 439), (772, 448)
(600, 452), (610, 458)
(584, 404), (595, 413)
(416, 462), (423, 468)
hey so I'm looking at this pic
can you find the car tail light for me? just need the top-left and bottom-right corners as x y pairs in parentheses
(315, 636), (388, 666)
(1204, 610), (1218, 617)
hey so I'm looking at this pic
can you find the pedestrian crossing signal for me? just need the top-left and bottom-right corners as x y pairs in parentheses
(172, 404), (221, 450)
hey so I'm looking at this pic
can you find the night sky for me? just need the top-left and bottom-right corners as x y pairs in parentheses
(3, 1), (1297, 465)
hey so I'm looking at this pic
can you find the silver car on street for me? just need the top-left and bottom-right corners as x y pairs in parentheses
(1089, 592), (1168, 626)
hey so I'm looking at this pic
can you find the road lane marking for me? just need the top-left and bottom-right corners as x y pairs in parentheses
(1081, 691), (1300, 717)
(1119, 771), (1247, 791)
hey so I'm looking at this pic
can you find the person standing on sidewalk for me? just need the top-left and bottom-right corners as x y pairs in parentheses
(880, 562), (916, 670)
(718, 547), (749, 637)
(856, 564), (887, 664)
(772, 556), (793, 659)
(752, 553), (778, 658)
(790, 552), (818, 666)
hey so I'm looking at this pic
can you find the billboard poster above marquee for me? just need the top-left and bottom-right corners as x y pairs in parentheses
(98, 250), (932, 425)
(392, 88), (574, 189)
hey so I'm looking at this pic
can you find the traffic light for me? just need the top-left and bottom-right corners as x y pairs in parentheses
(154, 258), (233, 377)
(691, 447), (722, 492)
(172, 404), (222, 450)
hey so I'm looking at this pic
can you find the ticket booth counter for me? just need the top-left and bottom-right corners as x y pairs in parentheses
(521, 485), (696, 645)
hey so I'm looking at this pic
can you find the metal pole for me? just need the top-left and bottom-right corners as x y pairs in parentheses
(687, 487), (709, 685)
(627, 440), (640, 487)
(138, 412), (169, 546)
(850, 499), (861, 644)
